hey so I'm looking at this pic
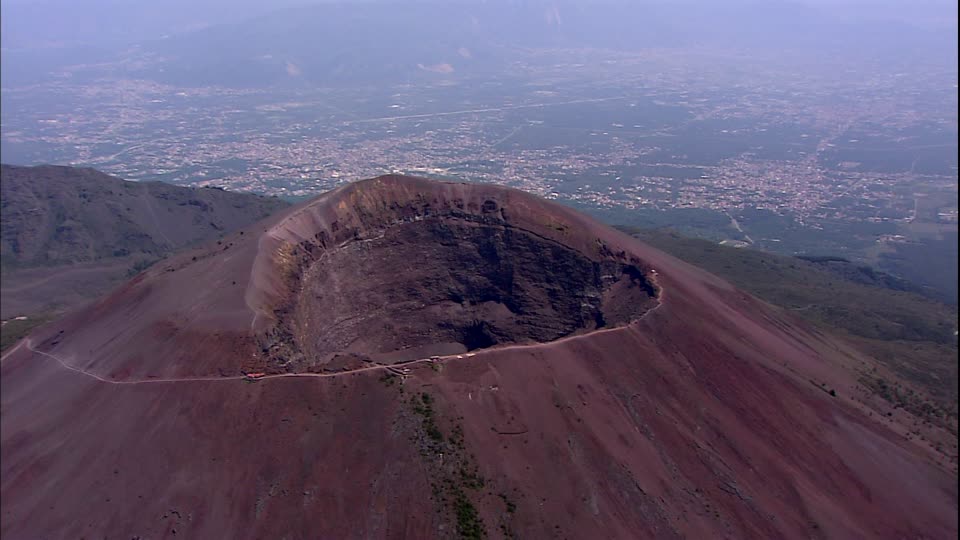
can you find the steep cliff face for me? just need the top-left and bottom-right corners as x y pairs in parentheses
(1, 176), (955, 540)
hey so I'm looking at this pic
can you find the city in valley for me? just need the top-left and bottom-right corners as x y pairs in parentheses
(2, 48), (956, 291)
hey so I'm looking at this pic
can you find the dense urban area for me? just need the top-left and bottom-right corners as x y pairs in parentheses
(2, 47), (957, 296)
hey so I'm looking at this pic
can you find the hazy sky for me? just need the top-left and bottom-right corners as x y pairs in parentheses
(2, 0), (957, 43)
(1, 0), (955, 89)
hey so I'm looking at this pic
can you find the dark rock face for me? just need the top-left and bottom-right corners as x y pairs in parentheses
(293, 218), (656, 364)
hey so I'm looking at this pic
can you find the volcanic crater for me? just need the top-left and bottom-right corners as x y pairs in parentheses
(3, 174), (957, 540)
(251, 176), (660, 371)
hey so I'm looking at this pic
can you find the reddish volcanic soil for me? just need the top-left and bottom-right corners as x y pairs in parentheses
(1, 175), (956, 539)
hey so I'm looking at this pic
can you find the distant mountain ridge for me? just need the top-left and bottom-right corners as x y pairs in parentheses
(1, 164), (288, 268)
(0, 164), (289, 317)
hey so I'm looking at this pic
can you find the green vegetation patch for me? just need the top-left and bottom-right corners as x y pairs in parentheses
(454, 491), (486, 540)
(412, 392), (444, 442)
(405, 392), (490, 539)
(1, 314), (55, 353)
(860, 375), (955, 435)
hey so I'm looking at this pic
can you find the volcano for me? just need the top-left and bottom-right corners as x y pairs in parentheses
(1, 175), (956, 539)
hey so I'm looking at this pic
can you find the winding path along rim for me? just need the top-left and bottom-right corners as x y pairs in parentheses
(1, 279), (665, 386)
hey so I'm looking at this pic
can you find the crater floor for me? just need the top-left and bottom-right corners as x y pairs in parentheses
(290, 217), (658, 365)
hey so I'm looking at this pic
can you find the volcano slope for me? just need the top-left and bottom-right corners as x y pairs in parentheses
(1, 175), (956, 539)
